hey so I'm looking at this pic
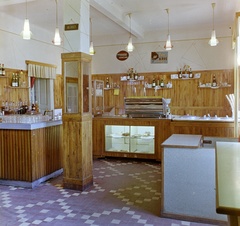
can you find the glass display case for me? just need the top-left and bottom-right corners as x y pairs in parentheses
(105, 125), (155, 154)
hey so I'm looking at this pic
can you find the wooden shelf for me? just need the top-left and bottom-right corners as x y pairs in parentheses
(198, 85), (231, 89)
(5, 86), (30, 89)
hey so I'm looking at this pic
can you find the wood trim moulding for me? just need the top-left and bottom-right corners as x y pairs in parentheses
(25, 60), (57, 68)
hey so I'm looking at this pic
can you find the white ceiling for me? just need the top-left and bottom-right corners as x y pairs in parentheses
(0, 0), (239, 41)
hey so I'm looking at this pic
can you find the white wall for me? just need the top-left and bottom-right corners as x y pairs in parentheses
(91, 36), (234, 74)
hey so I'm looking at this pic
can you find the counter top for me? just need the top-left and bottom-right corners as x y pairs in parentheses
(0, 120), (62, 130)
(215, 142), (240, 216)
(171, 115), (234, 122)
(161, 134), (203, 148)
(94, 115), (235, 122)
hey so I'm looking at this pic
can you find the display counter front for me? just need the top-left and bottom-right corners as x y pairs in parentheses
(0, 120), (63, 188)
(93, 116), (171, 161)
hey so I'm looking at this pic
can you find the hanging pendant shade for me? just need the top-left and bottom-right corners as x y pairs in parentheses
(53, 28), (61, 46)
(165, 34), (172, 51)
(126, 13), (134, 52)
(209, 30), (219, 46)
(164, 9), (173, 51)
(21, 0), (32, 40)
(127, 37), (134, 52)
(21, 18), (32, 40)
(53, 0), (61, 45)
(209, 3), (219, 47)
(89, 18), (95, 55)
(89, 41), (95, 55)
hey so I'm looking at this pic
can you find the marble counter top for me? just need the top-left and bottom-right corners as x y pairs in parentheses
(171, 115), (234, 122)
(0, 120), (62, 130)
(161, 134), (203, 148)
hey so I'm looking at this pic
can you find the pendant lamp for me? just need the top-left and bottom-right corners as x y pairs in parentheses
(21, 0), (32, 40)
(164, 8), (173, 51)
(53, 0), (61, 45)
(89, 18), (95, 55)
(209, 3), (219, 46)
(126, 13), (134, 52)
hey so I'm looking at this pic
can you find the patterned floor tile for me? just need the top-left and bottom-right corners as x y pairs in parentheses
(0, 158), (225, 226)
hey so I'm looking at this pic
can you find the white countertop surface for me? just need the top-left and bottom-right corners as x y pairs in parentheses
(161, 134), (203, 148)
(0, 120), (62, 130)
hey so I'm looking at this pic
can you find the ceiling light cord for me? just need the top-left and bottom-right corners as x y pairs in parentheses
(25, 0), (28, 19)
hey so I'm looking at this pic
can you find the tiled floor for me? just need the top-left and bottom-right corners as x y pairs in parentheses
(0, 158), (224, 226)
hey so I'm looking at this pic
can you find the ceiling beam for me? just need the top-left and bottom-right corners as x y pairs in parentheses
(90, 0), (144, 39)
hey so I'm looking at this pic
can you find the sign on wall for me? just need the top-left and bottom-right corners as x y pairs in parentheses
(151, 51), (168, 64)
(116, 50), (129, 61)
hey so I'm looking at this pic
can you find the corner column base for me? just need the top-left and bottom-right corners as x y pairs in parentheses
(63, 176), (93, 191)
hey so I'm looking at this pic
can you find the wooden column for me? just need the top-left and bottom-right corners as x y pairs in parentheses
(61, 52), (93, 191)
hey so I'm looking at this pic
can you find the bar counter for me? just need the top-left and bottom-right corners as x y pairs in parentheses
(0, 120), (63, 188)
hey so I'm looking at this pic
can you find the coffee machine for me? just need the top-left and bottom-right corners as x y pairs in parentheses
(162, 98), (171, 118)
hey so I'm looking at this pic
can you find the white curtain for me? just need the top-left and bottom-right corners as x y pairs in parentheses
(27, 61), (57, 79)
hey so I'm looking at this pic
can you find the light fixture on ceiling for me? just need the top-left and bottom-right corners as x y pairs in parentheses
(209, 3), (219, 47)
(164, 8), (173, 51)
(21, 0), (32, 40)
(53, 0), (61, 45)
(89, 18), (95, 55)
(126, 13), (134, 52)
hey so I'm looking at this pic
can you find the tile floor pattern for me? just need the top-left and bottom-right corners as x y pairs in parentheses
(0, 158), (222, 226)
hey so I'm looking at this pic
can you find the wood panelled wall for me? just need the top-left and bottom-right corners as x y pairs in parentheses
(0, 68), (63, 109)
(92, 69), (234, 117)
(0, 69), (29, 105)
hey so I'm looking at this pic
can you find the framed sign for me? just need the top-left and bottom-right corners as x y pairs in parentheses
(151, 51), (168, 64)
(116, 50), (129, 61)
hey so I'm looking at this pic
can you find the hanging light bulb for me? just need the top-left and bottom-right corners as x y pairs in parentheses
(164, 9), (173, 51)
(89, 18), (95, 55)
(209, 3), (219, 46)
(21, 0), (32, 40)
(126, 13), (134, 52)
(53, 0), (61, 45)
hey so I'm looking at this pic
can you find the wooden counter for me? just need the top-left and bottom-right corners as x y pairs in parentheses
(215, 142), (240, 226)
(0, 121), (63, 188)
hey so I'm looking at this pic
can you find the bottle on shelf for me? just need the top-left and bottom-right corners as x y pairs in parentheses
(127, 72), (130, 80)
(106, 77), (110, 88)
(134, 70), (138, 80)
(11, 73), (16, 87)
(212, 75), (217, 87)
(0, 64), (2, 76)
(189, 68), (193, 78)
(157, 76), (160, 86)
(35, 101), (39, 112)
(152, 77), (156, 88)
(178, 69), (182, 79)
(160, 78), (164, 88)
(2, 64), (6, 76)
(16, 73), (19, 87)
